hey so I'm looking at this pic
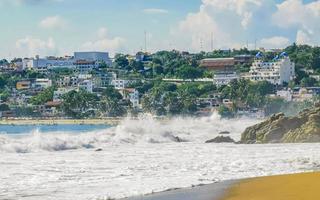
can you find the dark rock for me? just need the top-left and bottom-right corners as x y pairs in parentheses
(95, 148), (103, 152)
(172, 136), (188, 143)
(205, 136), (235, 143)
(219, 131), (230, 135)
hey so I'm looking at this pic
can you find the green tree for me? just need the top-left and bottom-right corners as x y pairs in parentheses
(114, 54), (129, 69)
(176, 65), (203, 80)
(129, 60), (144, 72)
(300, 77), (316, 87)
(0, 75), (7, 89)
(61, 90), (99, 118)
(29, 87), (55, 105)
(163, 92), (183, 115)
(99, 86), (126, 117)
(102, 86), (123, 100)
(99, 96), (126, 117)
(218, 105), (234, 118)
(0, 104), (10, 111)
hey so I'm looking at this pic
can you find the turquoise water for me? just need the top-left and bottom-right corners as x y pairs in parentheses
(0, 124), (110, 135)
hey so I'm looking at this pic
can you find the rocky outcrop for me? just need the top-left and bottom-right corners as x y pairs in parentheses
(205, 136), (235, 143)
(241, 104), (320, 144)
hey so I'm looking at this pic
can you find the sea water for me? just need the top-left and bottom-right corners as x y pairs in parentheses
(1, 115), (320, 200)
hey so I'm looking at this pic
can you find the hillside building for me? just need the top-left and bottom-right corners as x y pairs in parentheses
(22, 51), (111, 72)
(243, 52), (295, 85)
(200, 58), (239, 86)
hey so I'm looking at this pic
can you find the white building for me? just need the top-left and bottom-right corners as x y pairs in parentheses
(23, 56), (75, 72)
(74, 60), (97, 73)
(244, 53), (295, 85)
(111, 79), (130, 90)
(22, 51), (111, 72)
(213, 72), (239, 86)
(119, 88), (140, 108)
(292, 88), (314, 102)
(276, 90), (293, 102)
(129, 89), (140, 108)
(78, 80), (94, 93)
(74, 52), (112, 66)
(33, 79), (52, 89)
(94, 72), (117, 88)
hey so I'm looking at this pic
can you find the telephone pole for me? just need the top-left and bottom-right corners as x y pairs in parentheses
(144, 31), (147, 53)
(211, 32), (214, 51)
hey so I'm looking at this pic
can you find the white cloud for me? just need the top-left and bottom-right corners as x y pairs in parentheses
(172, 0), (265, 51)
(201, 0), (263, 29)
(272, 0), (320, 45)
(39, 15), (67, 29)
(81, 27), (126, 55)
(143, 8), (169, 14)
(97, 27), (108, 38)
(259, 36), (290, 49)
(15, 36), (57, 57)
(176, 8), (230, 51)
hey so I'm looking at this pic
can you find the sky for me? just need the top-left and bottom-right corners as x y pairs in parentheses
(0, 0), (320, 59)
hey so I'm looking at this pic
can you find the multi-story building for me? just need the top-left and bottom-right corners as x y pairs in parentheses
(119, 88), (140, 108)
(22, 51), (112, 72)
(33, 79), (52, 89)
(16, 81), (31, 90)
(93, 72), (117, 88)
(74, 60), (98, 73)
(244, 52), (295, 85)
(74, 52), (112, 66)
(200, 58), (239, 86)
(22, 56), (75, 72)
(276, 90), (293, 102)
(213, 72), (239, 86)
(234, 55), (254, 65)
(57, 76), (79, 87)
(78, 80), (94, 93)
(128, 89), (140, 108)
(200, 58), (235, 71)
(111, 79), (130, 90)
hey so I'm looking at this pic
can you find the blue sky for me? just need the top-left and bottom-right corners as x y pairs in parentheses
(0, 0), (320, 59)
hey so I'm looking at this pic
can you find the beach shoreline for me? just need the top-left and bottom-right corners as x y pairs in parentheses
(0, 118), (122, 125)
(124, 172), (320, 200)
(124, 180), (237, 200)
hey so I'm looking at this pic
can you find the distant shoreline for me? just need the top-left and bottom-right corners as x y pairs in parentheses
(0, 118), (122, 125)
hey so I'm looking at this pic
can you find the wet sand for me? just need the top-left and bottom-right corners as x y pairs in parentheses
(125, 181), (236, 200)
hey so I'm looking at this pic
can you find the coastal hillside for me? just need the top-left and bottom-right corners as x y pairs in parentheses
(241, 103), (320, 144)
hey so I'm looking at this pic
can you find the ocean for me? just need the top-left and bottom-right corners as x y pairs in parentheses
(1, 114), (320, 200)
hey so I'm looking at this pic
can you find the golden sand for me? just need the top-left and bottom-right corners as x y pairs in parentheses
(222, 172), (320, 200)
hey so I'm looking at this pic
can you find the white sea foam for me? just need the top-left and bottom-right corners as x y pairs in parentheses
(0, 114), (258, 153)
(1, 115), (320, 200)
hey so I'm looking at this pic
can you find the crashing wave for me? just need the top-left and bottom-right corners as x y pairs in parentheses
(0, 114), (259, 153)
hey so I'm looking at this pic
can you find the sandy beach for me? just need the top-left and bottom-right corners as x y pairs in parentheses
(222, 172), (320, 200)
(126, 172), (320, 200)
